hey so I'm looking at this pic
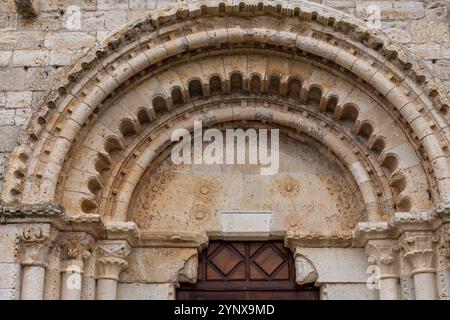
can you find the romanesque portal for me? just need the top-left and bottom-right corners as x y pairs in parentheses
(1, 0), (450, 300)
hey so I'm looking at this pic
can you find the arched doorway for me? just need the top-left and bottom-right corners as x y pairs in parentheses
(177, 241), (319, 300)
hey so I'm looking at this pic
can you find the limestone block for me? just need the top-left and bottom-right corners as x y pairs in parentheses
(219, 212), (272, 240)
(0, 126), (21, 152)
(129, 0), (148, 10)
(0, 225), (26, 263)
(12, 50), (49, 67)
(0, 263), (21, 290)
(0, 51), (11, 66)
(433, 60), (450, 80)
(44, 32), (95, 50)
(0, 68), (27, 90)
(298, 248), (369, 283)
(120, 248), (197, 283)
(322, 283), (376, 300)
(408, 43), (442, 60)
(0, 13), (17, 31)
(381, 22), (411, 44)
(0, 0), (16, 13)
(424, 2), (448, 21)
(356, 1), (425, 21)
(410, 21), (450, 43)
(49, 49), (74, 65)
(104, 11), (127, 31)
(323, 1), (355, 15)
(117, 283), (175, 300)
(5, 91), (32, 109)
(82, 11), (106, 31)
(25, 67), (59, 91)
(127, 10), (148, 22)
(14, 108), (31, 125)
(40, 0), (96, 11)
(0, 31), (44, 49)
(97, 0), (128, 10)
(0, 109), (15, 126)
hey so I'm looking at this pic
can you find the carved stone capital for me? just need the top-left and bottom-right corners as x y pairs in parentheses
(400, 231), (438, 275)
(14, 0), (40, 18)
(60, 232), (95, 261)
(18, 227), (51, 267)
(96, 240), (131, 280)
(293, 248), (318, 286)
(366, 240), (400, 278)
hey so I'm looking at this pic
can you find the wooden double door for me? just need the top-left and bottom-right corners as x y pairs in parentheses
(177, 241), (319, 300)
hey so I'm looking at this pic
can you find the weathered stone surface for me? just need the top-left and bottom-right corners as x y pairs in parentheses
(121, 248), (197, 283)
(410, 20), (450, 43)
(117, 283), (175, 300)
(0, 68), (27, 90)
(0, 31), (44, 49)
(356, 1), (425, 20)
(97, 0), (128, 10)
(0, 0), (450, 301)
(0, 13), (17, 31)
(12, 50), (50, 67)
(0, 50), (12, 66)
(381, 22), (411, 44)
(44, 32), (95, 50)
(0, 126), (21, 152)
(322, 283), (376, 300)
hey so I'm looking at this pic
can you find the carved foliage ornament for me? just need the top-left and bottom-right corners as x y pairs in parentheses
(18, 227), (51, 267)
(96, 241), (131, 280)
(60, 233), (95, 261)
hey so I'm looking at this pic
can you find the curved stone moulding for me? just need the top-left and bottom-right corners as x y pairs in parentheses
(1, 0), (449, 219)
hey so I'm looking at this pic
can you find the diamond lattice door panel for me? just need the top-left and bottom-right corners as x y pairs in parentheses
(177, 241), (319, 300)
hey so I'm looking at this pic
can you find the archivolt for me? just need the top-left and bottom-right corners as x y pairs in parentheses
(1, 0), (449, 222)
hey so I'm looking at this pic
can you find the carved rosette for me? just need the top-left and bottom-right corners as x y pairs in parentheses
(96, 240), (131, 281)
(366, 240), (400, 279)
(18, 227), (51, 267)
(400, 232), (437, 275)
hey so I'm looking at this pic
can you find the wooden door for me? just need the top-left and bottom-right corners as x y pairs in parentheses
(177, 241), (319, 300)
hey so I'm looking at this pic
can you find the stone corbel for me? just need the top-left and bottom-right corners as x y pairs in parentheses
(177, 254), (199, 285)
(293, 248), (318, 286)
(14, 0), (40, 18)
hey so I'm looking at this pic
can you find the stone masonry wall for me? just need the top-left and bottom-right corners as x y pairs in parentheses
(0, 0), (449, 191)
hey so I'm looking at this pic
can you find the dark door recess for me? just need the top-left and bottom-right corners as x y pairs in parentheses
(177, 241), (320, 300)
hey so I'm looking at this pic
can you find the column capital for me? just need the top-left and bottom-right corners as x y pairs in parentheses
(18, 226), (52, 268)
(365, 239), (400, 278)
(96, 240), (131, 281)
(400, 231), (438, 275)
(59, 232), (95, 261)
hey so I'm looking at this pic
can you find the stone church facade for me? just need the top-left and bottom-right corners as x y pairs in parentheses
(1, 0), (450, 300)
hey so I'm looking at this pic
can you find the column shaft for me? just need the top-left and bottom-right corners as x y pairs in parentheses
(21, 265), (46, 300)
